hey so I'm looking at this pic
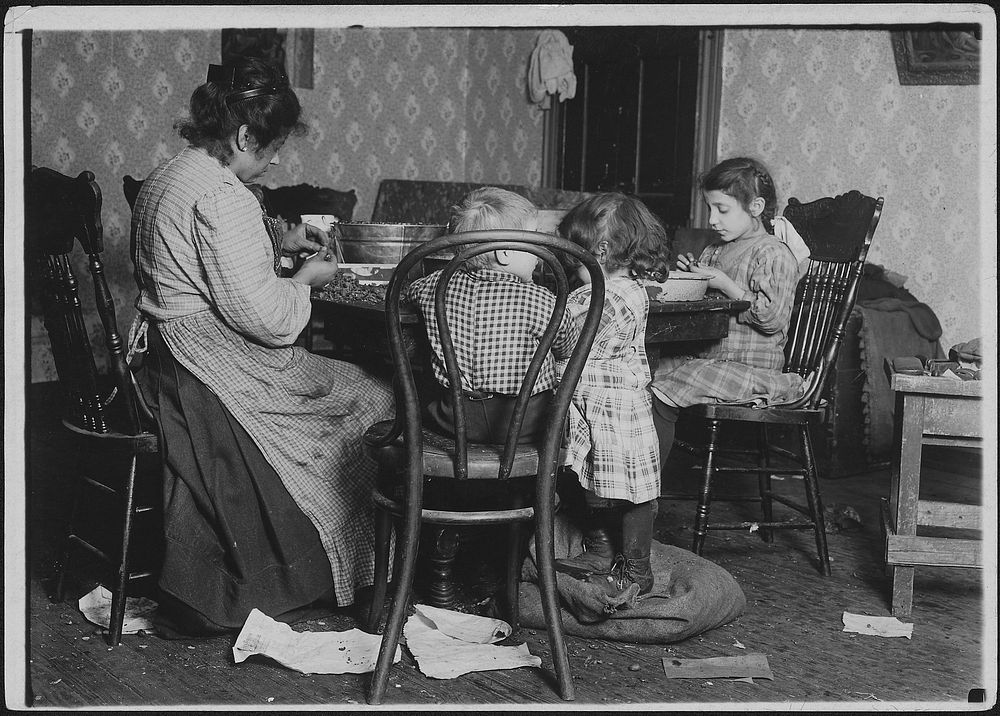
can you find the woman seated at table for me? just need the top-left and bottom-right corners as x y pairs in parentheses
(130, 57), (394, 635)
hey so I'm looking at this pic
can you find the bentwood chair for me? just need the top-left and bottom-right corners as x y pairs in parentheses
(28, 167), (161, 645)
(670, 191), (884, 575)
(362, 230), (605, 704)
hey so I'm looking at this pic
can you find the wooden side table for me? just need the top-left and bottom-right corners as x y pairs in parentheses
(880, 372), (983, 617)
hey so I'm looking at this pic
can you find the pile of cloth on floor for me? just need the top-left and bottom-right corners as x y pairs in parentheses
(517, 513), (746, 644)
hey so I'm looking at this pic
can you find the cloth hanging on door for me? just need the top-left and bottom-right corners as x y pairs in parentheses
(528, 30), (577, 108)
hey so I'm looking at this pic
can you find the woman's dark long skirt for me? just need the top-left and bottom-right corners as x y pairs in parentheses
(137, 326), (334, 629)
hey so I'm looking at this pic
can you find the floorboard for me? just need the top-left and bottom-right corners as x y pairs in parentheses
(15, 382), (994, 709)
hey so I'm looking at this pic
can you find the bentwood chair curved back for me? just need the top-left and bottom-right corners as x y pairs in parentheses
(28, 167), (161, 645)
(673, 191), (883, 575)
(362, 229), (605, 704)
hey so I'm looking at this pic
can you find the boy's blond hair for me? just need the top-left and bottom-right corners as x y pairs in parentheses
(448, 187), (538, 269)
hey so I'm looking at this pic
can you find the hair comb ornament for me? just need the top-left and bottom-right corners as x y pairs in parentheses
(206, 63), (283, 104)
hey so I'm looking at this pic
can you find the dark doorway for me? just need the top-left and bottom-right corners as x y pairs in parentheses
(553, 27), (701, 229)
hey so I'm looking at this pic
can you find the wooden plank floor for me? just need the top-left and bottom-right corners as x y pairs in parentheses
(17, 383), (993, 708)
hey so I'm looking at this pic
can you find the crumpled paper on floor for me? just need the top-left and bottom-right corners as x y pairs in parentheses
(402, 604), (541, 679)
(78, 585), (158, 634)
(842, 612), (913, 639)
(232, 608), (399, 674)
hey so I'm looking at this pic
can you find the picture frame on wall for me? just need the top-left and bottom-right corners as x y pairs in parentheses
(221, 28), (314, 89)
(891, 28), (980, 86)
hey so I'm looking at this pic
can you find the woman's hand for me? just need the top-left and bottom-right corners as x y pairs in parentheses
(282, 223), (329, 258)
(291, 249), (340, 288)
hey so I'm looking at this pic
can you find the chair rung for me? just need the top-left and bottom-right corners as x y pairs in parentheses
(767, 493), (811, 515)
(703, 520), (817, 531)
(372, 491), (535, 524)
(82, 476), (117, 495)
(68, 535), (115, 565)
(660, 492), (763, 504)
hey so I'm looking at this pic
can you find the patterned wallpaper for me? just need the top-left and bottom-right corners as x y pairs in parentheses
(27, 27), (987, 380)
(28, 28), (547, 382)
(717, 28), (985, 350)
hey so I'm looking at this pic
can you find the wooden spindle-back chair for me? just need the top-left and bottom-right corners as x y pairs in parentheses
(671, 191), (883, 575)
(28, 167), (161, 645)
(361, 230), (606, 704)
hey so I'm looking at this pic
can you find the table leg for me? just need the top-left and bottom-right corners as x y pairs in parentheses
(888, 392), (925, 617)
(426, 527), (459, 609)
(891, 565), (915, 618)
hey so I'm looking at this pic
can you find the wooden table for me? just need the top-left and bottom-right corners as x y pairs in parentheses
(880, 372), (983, 617)
(311, 294), (750, 360)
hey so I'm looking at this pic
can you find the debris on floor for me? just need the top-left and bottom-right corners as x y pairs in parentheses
(402, 604), (541, 679)
(824, 504), (864, 533)
(78, 586), (158, 635)
(232, 608), (399, 674)
(841, 612), (913, 639)
(661, 653), (773, 680)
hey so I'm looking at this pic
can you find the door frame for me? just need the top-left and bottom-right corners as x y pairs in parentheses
(540, 28), (724, 229)
(689, 29), (724, 228)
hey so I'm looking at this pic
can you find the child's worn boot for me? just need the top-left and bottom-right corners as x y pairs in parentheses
(618, 500), (655, 595)
(555, 508), (620, 579)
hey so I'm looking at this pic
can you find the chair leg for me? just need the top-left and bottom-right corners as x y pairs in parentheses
(109, 454), (139, 647)
(366, 503), (393, 632)
(367, 492), (423, 705)
(692, 419), (721, 555)
(756, 424), (774, 543)
(534, 492), (574, 700)
(505, 520), (523, 629)
(799, 425), (832, 576)
(55, 454), (85, 602)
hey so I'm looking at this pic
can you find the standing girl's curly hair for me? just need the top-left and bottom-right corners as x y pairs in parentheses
(700, 157), (778, 233)
(558, 193), (670, 281)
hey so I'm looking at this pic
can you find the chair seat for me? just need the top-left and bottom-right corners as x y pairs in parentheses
(363, 419), (560, 479)
(62, 418), (159, 453)
(684, 402), (823, 425)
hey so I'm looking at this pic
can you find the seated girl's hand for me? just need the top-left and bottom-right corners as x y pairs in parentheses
(688, 263), (727, 290)
(282, 223), (329, 257)
(675, 252), (700, 272)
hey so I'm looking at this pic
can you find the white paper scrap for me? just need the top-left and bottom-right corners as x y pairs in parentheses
(403, 605), (541, 679)
(78, 586), (158, 634)
(414, 603), (511, 644)
(842, 612), (913, 639)
(232, 608), (399, 674)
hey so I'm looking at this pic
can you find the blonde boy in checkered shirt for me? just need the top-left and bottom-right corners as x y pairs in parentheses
(403, 187), (580, 444)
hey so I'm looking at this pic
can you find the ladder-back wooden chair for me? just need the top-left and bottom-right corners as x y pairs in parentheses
(28, 167), (161, 645)
(671, 191), (884, 575)
(362, 230), (605, 704)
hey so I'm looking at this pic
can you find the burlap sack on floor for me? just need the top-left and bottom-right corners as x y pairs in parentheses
(518, 514), (746, 643)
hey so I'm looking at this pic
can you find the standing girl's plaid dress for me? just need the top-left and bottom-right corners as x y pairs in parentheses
(562, 276), (660, 503)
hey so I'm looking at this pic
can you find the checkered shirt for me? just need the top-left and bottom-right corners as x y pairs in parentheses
(562, 277), (661, 504)
(651, 232), (805, 407)
(404, 267), (581, 395)
(132, 147), (394, 605)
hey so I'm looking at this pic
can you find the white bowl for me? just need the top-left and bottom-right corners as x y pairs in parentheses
(646, 273), (710, 302)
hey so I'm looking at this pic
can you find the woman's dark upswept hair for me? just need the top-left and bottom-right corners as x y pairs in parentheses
(700, 157), (778, 233)
(176, 57), (305, 164)
(558, 193), (670, 281)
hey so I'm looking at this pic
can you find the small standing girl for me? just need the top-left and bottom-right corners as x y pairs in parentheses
(555, 193), (671, 595)
(650, 157), (806, 463)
